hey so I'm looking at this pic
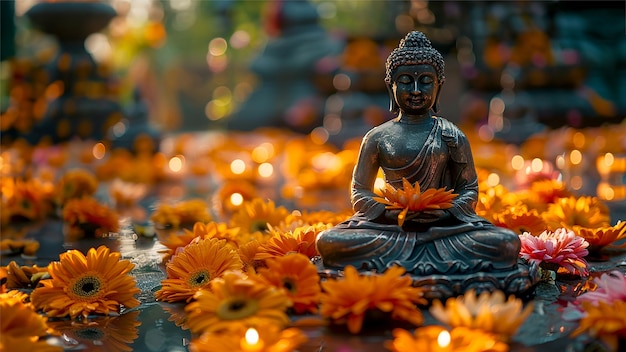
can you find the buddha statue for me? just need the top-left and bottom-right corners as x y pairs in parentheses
(316, 31), (538, 299)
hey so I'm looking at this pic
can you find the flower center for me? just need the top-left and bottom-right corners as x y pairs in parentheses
(282, 278), (297, 293)
(189, 270), (211, 288)
(72, 275), (103, 299)
(216, 297), (260, 320)
(74, 327), (105, 340)
(250, 220), (268, 233)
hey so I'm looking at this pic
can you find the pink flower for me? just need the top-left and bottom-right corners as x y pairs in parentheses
(579, 271), (626, 304)
(519, 228), (589, 276)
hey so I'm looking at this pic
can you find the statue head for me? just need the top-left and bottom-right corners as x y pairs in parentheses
(385, 31), (445, 114)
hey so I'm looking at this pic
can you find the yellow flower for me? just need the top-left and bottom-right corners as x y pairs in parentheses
(254, 224), (329, 261)
(185, 271), (290, 334)
(31, 245), (140, 319)
(255, 253), (321, 314)
(55, 168), (98, 205)
(572, 221), (626, 252)
(373, 178), (457, 226)
(1, 292), (62, 352)
(47, 311), (141, 352)
(430, 290), (533, 342)
(151, 198), (212, 229)
(490, 204), (547, 235)
(320, 266), (426, 334)
(229, 198), (290, 241)
(571, 300), (626, 351)
(62, 196), (120, 240)
(475, 184), (513, 222)
(155, 238), (243, 303)
(5, 261), (49, 289)
(542, 196), (610, 231)
(385, 326), (509, 352)
(190, 325), (307, 352)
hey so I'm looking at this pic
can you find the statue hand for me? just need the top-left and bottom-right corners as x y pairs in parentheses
(406, 209), (450, 223)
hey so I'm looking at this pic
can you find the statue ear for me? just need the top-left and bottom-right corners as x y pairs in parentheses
(431, 84), (442, 114)
(386, 83), (399, 114)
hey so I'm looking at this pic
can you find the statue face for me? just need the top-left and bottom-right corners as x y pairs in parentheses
(391, 64), (439, 115)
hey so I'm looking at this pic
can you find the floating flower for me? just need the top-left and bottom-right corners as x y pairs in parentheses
(373, 178), (457, 226)
(185, 271), (290, 334)
(518, 228), (589, 276)
(47, 311), (141, 352)
(320, 266), (426, 334)
(62, 196), (120, 241)
(151, 198), (212, 230)
(109, 178), (148, 207)
(5, 261), (49, 289)
(1, 177), (54, 223)
(31, 245), (140, 319)
(190, 325), (308, 352)
(385, 325), (509, 352)
(1, 292), (62, 352)
(528, 179), (572, 205)
(158, 221), (239, 262)
(0, 238), (40, 257)
(430, 289), (533, 342)
(572, 221), (626, 253)
(212, 180), (259, 218)
(542, 196), (610, 231)
(155, 238), (243, 303)
(55, 168), (98, 205)
(229, 198), (290, 241)
(254, 224), (329, 261)
(255, 253), (321, 314)
(571, 300), (626, 351)
(491, 204), (547, 235)
(281, 209), (352, 229)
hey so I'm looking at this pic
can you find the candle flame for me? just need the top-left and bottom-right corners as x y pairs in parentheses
(437, 330), (451, 348)
(245, 327), (260, 345)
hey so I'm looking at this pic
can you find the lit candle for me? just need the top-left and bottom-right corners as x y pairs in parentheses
(240, 327), (264, 352)
(437, 329), (451, 351)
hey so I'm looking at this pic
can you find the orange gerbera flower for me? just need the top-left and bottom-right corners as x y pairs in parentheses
(0, 238), (40, 257)
(320, 266), (426, 334)
(158, 221), (239, 262)
(254, 224), (329, 261)
(528, 179), (572, 205)
(572, 221), (626, 252)
(571, 300), (626, 351)
(62, 196), (120, 240)
(385, 325), (509, 352)
(151, 198), (212, 230)
(1, 293), (62, 352)
(430, 289), (533, 342)
(238, 240), (261, 272)
(31, 245), (140, 319)
(542, 196), (610, 231)
(212, 180), (259, 218)
(190, 325), (308, 352)
(55, 168), (98, 205)
(491, 204), (547, 235)
(155, 238), (243, 303)
(475, 184), (513, 222)
(373, 178), (457, 226)
(229, 198), (291, 241)
(255, 253), (321, 314)
(5, 261), (49, 289)
(2, 178), (53, 222)
(185, 271), (290, 334)
(281, 209), (353, 229)
(47, 311), (141, 352)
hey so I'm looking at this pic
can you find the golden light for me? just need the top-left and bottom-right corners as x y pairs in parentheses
(572, 131), (585, 149)
(258, 163), (273, 178)
(241, 327), (264, 351)
(437, 329), (451, 348)
(569, 149), (582, 165)
(570, 175), (583, 190)
(556, 154), (565, 169)
(230, 192), (244, 206)
(531, 158), (543, 173)
(169, 155), (184, 173)
(487, 173), (500, 187)
(597, 183), (615, 201)
(511, 155), (525, 170)
(310, 127), (329, 145)
(374, 177), (386, 193)
(92, 142), (106, 160)
(230, 159), (246, 174)
(251, 143), (274, 163)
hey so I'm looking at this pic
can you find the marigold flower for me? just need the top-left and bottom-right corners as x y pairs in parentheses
(572, 221), (626, 253)
(155, 238), (243, 303)
(189, 324), (308, 352)
(385, 326), (509, 352)
(430, 289), (533, 342)
(31, 245), (140, 319)
(320, 266), (426, 334)
(518, 228), (589, 276)
(47, 311), (141, 352)
(254, 224), (329, 261)
(62, 196), (120, 240)
(373, 178), (457, 226)
(55, 168), (98, 205)
(151, 198), (212, 230)
(185, 271), (290, 334)
(5, 261), (49, 289)
(229, 198), (291, 241)
(571, 300), (626, 351)
(254, 253), (321, 314)
(541, 196), (610, 231)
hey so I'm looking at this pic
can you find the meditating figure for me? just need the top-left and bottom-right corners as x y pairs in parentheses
(316, 31), (537, 297)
